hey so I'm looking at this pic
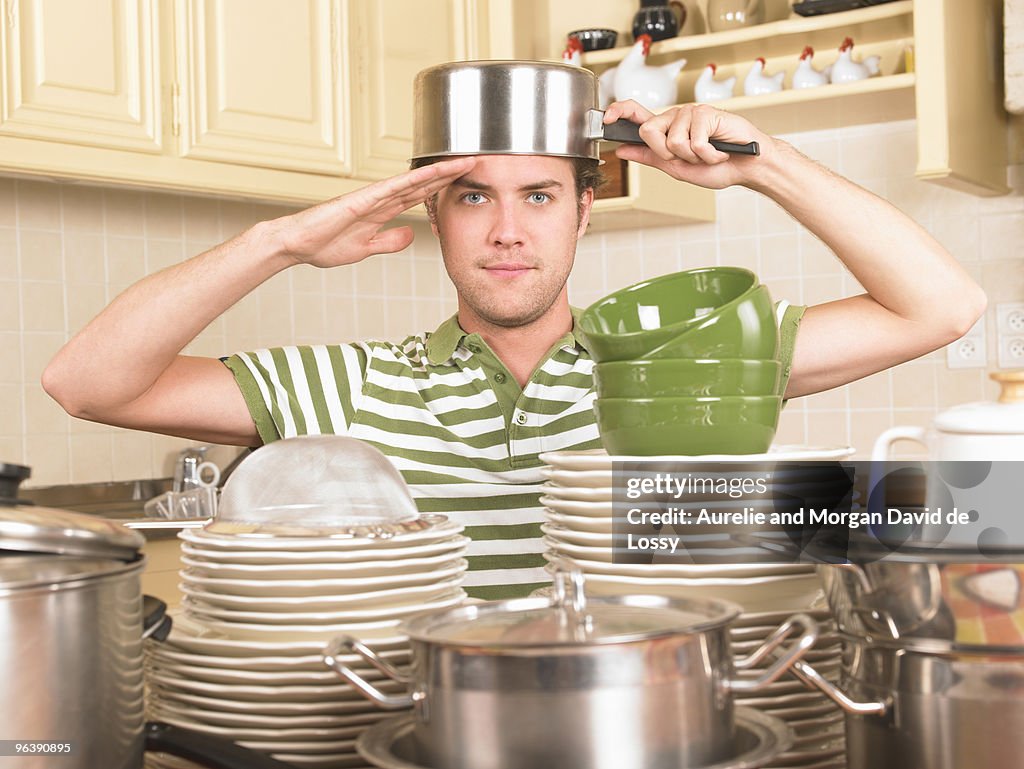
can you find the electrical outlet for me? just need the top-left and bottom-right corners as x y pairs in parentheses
(997, 303), (1024, 335)
(999, 336), (1024, 369)
(946, 316), (987, 369)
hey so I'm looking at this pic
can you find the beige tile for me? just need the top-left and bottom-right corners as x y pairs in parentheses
(223, 294), (262, 341)
(568, 252), (606, 296)
(673, 221), (717, 244)
(805, 410), (849, 449)
(219, 200), (257, 239)
(0, 228), (17, 280)
(840, 134), (890, 181)
(23, 386), (68, 434)
(799, 232), (841, 276)
(291, 263), (325, 294)
(145, 193), (184, 240)
(601, 229), (642, 252)
(21, 332), (64, 384)
(21, 282), (65, 333)
(641, 250), (680, 282)
(255, 286), (293, 338)
(0, 281), (19, 331)
(353, 297), (389, 340)
(69, 433), (114, 482)
(0, 333), (22, 384)
(757, 197), (798, 236)
(24, 434), (70, 486)
(881, 126), (918, 180)
(183, 196), (222, 242)
(717, 193), (758, 239)
(104, 189), (145, 237)
(293, 295), (327, 342)
(773, 407), (806, 446)
(936, 368), (985, 408)
(0, 436), (25, 464)
(185, 333), (229, 358)
(605, 248), (641, 292)
(848, 409), (893, 459)
(61, 185), (105, 232)
(765, 277), (802, 307)
(146, 240), (184, 274)
(352, 257), (386, 297)
(886, 178), (942, 227)
(760, 233), (799, 280)
(385, 297), (417, 341)
(19, 229), (63, 282)
(717, 238), (758, 273)
(891, 361), (936, 409)
(679, 240), (717, 269)
(802, 274), (844, 307)
(16, 180), (62, 230)
(847, 370), (891, 410)
(106, 237), (147, 284)
(152, 435), (195, 478)
(929, 214), (980, 263)
(805, 383), (848, 411)
(980, 212), (1024, 261)
(411, 256), (446, 299)
(980, 259), (1024, 304)
(64, 232), (106, 285)
(0, 384), (24, 435)
(386, 255), (416, 298)
(0, 179), (15, 227)
(325, 296), (358, 340)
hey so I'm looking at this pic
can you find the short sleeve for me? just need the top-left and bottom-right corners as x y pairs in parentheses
(774, 300), (806, 402)
(222, 344), (369, 444)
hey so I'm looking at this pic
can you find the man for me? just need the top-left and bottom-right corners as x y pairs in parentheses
(42, 99), (985, 599)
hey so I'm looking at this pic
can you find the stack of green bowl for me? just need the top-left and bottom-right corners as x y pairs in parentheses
(579, 267), (783, 456)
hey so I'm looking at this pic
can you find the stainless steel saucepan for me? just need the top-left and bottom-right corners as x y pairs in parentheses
(412, 60), (759, 162)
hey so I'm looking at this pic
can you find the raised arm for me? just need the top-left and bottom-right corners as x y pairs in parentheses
(602, 101), (986, 398)
(42, 157), (477, 445)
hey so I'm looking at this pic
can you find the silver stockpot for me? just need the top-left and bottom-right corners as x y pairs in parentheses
(324, 570), (821, 769)
(412, 60), (759, 162)
(838, 635), (1024, 769)
(819, 561), (1024, 648)
(0, 470), (293, 769)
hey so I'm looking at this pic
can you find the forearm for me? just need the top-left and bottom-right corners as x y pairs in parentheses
(749, 140), (985, 334)
(43, 221), (292, 417)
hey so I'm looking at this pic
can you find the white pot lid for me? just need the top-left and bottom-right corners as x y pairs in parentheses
(934, 371), (1024, 435)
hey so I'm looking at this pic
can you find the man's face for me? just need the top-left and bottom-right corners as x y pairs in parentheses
(430, 155), (594, 329)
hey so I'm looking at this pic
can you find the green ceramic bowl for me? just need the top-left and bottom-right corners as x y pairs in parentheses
(579, 267), (767, 362)
(593, 359), (782, 399)
(593, 395), (782, 456)
(644, 286), (778, 360)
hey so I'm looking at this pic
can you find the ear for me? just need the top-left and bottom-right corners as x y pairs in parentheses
(426, 195), (440, 237)
(576, 187), (596, 237)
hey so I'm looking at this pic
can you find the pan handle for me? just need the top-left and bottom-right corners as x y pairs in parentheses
(323, 635), (416, 710)
(596, 115), (760, 156)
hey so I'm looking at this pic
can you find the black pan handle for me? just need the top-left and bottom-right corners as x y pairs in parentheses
(145, 722), (298, 769)
(601, 118), (759, 156)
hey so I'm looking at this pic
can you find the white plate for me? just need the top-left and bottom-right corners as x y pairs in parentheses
(539, 495), (613, 518)
(180, 568), (465, 598)
(145, 646), (408, 672)
(544, 552), (816, 581)
(272, 754), (366, 769)
(180, 536), (468, 564)
(140, 712), (371, 741)
(180, 551), (467, 579)
(148, 699), (387, 729)
(538, 446), (856, 471)
(182, 589), (466, 624)
(545, 511), (614, 533)
(147, 669), (403, 702)
(148, 689), (380, 716)
(180, 572), (465, 610)
(145, 659), (384, 686)
(157, 610), (409, 648)
(540, 467), (615, 488)
(179, 520), (463, 550)
(539, 482), (614, 502)
(240, 737), (357, 754)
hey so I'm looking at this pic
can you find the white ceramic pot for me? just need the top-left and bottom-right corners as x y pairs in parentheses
(872, 371), (1024, 462)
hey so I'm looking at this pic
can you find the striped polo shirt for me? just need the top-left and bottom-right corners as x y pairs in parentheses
(224, 303), (805, 599)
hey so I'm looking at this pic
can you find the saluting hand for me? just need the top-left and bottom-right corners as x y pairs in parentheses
(603, 101), (772, 191)
(267, 156), (477, 269)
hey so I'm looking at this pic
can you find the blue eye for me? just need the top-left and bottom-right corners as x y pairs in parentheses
(461, 192), (486, 205)
(528, 192), (550, 204)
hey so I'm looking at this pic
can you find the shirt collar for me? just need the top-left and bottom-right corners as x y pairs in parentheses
(425, 306), (590, 365)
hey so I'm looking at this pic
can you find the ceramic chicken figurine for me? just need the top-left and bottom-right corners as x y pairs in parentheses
(743, 57), (784, 96)
(792, 46), (830, 89)
(694, 63), (736, 103)
(829, 37), (880, 84)
(561, 36), (583, 67)
(612, 34), (687, 110)
(563, 36), (617, 107)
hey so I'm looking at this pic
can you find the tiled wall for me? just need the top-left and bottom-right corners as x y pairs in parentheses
(2, 118), (1022, 486)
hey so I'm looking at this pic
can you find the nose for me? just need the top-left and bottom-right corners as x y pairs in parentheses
(487, 200), (526, 249)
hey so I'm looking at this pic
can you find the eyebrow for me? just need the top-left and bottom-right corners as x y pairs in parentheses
(451, 178), (564, 192)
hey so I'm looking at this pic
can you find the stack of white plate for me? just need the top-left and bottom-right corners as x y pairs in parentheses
(144, 518), (469, 769)
(538, 446), (854, 769)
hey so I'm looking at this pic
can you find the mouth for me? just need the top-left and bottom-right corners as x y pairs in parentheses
(483, 262), (535, 278)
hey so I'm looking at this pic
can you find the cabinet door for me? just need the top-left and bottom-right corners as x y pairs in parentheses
(0, 0), (161, 152)
(350, 0), (510, 179)
(174, 0), (350, 175)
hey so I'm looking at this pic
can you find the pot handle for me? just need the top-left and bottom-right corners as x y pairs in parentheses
(727, 613), (817, 693)
(142, 595), (173, 642)
(145, 722), (297, 768)
(322, 635), (415, 710)
(787, 659), (888, 716)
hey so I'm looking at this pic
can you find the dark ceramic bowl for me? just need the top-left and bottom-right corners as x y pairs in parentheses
(568, 28), (618, 52)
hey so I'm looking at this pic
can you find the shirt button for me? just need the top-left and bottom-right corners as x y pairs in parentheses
(493, 372), (506, 384)
(516, 412), (528, 425)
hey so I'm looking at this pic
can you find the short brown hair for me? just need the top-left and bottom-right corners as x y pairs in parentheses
(410, 155), (605, 225)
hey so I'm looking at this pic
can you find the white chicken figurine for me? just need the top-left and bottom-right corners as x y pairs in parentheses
(694, 63), (735, 103)
(792, 46), (830, 90)
(829, 37), (880, 84)
(743, 57), (785, 96)
(562, 36), (617, 108)
(612, 34), (687, 111)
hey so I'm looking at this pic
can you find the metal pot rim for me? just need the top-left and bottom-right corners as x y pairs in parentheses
(838, 630), (1024, 657)
(0, 554), (144, 594)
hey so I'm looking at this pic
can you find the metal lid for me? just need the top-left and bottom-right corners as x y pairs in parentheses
(0, 503), (144, 561)
(404, 568), (742, 647)
(0, 553), (142, 591)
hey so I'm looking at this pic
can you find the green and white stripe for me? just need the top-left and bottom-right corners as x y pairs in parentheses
(225, 303), (804, 600)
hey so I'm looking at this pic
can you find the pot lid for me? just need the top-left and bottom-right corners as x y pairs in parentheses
(405, 568), (741, 647)
(934, 371), (1024, 434)
(0, 553), (139, 590)
(0, 503), (144, 561)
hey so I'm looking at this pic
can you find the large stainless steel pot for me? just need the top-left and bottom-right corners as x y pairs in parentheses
(0, 467), (293, 769)
(324, 570), (819, 769)
(839, 635), (1024, 769)
(412, 60), (759, 162)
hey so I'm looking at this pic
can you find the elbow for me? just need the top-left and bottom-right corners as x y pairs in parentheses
(943, 284), (987, 344)
(41, 358), (91, 420)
